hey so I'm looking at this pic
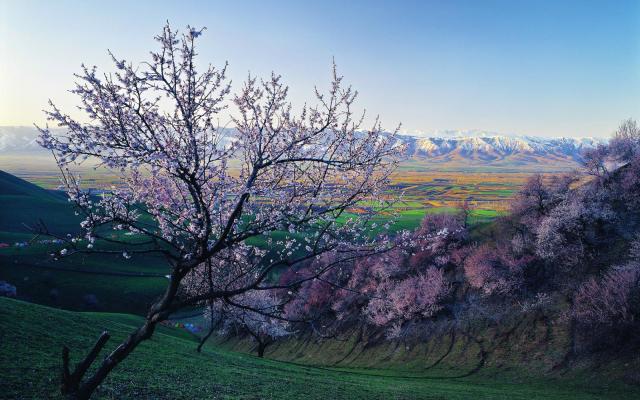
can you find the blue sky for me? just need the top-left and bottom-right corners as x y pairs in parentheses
(1, 0), (638, 137)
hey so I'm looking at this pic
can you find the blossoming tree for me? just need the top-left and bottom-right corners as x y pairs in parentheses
(37, 24), (400, 399)
(207, 290), (291, 357)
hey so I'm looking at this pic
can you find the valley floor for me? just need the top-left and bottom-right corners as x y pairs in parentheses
(1, 298), (637, 399)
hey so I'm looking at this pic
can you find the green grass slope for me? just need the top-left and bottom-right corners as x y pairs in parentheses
(0, 171), (169, 314)
(0, 169), (80, 235)
(1, 297), (637, 400)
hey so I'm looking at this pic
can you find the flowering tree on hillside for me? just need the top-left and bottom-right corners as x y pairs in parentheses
(571, 232), (640, 330)
(510, 173), (576, 233)
(609, 119), (640, 164)
(463, 244), (530, 296)
(364, 266), (450, 338)
(36, 24), (400, 399)
(203, 290), (290, 357)
(355, 216), (460, 337)
(534, 187), (616, 266)
(572, 263), (640, 326)
(280, 251), (350, 327)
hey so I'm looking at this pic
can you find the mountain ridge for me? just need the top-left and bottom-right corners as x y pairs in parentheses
(397, 134), (603, 164)
(0, 126), (605, 169)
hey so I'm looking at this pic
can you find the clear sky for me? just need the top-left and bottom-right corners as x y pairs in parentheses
(1, 0), (638, 137)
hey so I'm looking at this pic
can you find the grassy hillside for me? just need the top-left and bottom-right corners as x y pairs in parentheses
(0, 246), (168, 315)
(0, 170), (80, 235)
(0, 170), (168, 314)
(1, 297), (637, 400)
(216, 311), (640, 395)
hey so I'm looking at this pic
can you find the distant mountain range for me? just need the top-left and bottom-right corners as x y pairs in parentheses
(395, 133), (603, 167)
(0, 126), (46, 153)
(0, 126), (605, 171)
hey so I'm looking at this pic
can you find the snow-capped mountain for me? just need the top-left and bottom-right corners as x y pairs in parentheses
(0, 126), (47, 153)
(398, 134), (603, 163)
(0, 126), (605, 170)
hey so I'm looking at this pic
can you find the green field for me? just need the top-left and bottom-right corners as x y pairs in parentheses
(2, 165), (525, 217)
(0, 168), (513, 315)
(1, 297), (636, 400)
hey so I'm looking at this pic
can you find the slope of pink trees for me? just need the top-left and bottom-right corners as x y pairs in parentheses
(282, 119), (640, 351)
(282, 214), (464, 338)
(280, 119), (640, 347)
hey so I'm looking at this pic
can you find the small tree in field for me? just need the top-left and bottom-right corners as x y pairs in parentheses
(457, 199), (472, 229)
(37, 24), (400, 399)
(204, 290), (290, 357)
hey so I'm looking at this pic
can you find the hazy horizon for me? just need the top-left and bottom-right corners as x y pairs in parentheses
(0, 124), (613, 140)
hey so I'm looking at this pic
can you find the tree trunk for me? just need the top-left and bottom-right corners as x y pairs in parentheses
(60, 269), (185, 399)
(257, 342), (266, 358)
(197, 324), (216, 353)
(62, 320), (158, 399)
(197, 299), (219, 353)
(61, 331), (111, 397)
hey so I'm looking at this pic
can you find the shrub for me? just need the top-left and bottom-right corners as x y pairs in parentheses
(464, 244), (530, 296)
(572, 263), (640, 326)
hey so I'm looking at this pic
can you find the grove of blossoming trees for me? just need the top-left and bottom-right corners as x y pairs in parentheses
(37, 24), (401, 399)
(283, 118), (640, 354)
(504, 120), (640, 347)
(280, 214), (465, 339)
